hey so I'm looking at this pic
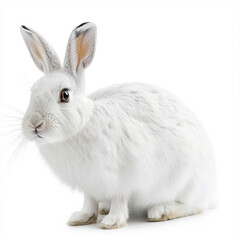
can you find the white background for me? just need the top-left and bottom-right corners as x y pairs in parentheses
(0, 0), (239, 239)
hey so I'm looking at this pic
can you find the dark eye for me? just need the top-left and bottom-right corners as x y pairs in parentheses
(60, 89), (69, 103)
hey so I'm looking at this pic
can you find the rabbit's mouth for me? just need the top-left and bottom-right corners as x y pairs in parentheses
(33, 128), (44, 139)
(37, 134), (43, 139)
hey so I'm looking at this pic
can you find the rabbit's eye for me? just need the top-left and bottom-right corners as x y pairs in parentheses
(60, 89), (69, 103)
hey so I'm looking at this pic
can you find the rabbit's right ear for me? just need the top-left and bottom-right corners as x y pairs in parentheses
(64, 22), (96, 80)
(20, 26), (62, 74)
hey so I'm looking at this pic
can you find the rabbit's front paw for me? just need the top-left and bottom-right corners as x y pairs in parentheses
(147, 204), (165, 221)
(100, 214), (126, 229)
(67, 211), (97, 226)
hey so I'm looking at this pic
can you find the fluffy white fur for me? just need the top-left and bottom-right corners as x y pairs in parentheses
(21, 23), (216, 229)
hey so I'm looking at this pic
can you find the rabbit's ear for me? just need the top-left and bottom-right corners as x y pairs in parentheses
(20, 26), (62, 74)
(64, 22), (96, 78)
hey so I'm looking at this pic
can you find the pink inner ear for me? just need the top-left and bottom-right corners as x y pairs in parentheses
(76, 34), (89, 70)
(33, 43), (43, 60)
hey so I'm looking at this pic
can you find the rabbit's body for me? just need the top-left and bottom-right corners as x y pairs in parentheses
(39, 82), (215, 212)
(21, 23), (216, 229)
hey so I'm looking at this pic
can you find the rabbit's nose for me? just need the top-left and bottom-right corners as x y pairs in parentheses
(35, 121), (44, 131)
(30, 112), (44, 131)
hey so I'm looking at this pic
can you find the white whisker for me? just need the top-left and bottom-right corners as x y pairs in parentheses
(3, 137), (27, 175)
(1, 128), (22, 138)
(1, 102), (24, 116)
(19, 73), (33, 89)
(0, 133), (24, 156)
(1, 115), (23, 121)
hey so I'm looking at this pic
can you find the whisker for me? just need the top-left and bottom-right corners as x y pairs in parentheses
(1, 115), (23, 121)
(0, 124), (22, 130)
(22, 78), (32, 89)
(0, 116), (23, 135)
(21, 140), (29, 162)
(1, 102), (24, 116)
(1, 128), (22, 137)
(0, 119), (22, 124)
(19, 73), (33, 89)
(3, 137), (26, 174)
(0, 93), (29, 177)
(0, 133), (24, 158)
(0, 131), (30, 178)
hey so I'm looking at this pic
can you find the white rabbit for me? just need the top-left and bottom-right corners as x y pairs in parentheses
(20, 22), (216, 229)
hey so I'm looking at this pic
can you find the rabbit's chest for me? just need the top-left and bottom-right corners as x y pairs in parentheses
(39, 140), (119, 200)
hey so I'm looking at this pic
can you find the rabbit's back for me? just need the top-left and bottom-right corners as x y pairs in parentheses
(89, 82), (198, 127)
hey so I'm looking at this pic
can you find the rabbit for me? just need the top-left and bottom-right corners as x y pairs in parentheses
(20, 22), (216, 229)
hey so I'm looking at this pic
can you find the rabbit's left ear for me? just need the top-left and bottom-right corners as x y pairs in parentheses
(64, 22), (96, 78)
(20, 26), (62, 73)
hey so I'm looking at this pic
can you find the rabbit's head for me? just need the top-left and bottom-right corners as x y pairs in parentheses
(21, 23), (96, 143)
